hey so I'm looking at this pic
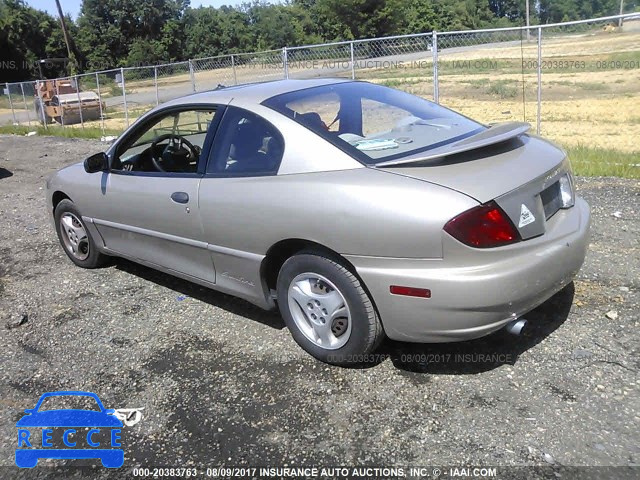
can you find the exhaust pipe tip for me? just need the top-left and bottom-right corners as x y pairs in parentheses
(505, 318), (528, 336)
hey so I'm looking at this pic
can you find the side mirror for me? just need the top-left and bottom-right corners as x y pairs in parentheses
(84, 152), (109, 173)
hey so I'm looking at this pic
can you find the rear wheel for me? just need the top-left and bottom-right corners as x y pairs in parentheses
(277, 252), (384, 365)
(54, 199), (107, 268)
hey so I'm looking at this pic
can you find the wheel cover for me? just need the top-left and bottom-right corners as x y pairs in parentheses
(287, 272), (352, 350)
(60, 212), (90, 261)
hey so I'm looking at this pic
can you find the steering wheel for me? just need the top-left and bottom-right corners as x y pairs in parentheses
(150, 133), (199, 172)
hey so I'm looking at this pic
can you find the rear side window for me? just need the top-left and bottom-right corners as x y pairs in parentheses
(207, 107), (284, 176)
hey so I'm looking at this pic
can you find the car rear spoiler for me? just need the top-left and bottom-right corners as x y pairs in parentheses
(375, 121), (531, 167)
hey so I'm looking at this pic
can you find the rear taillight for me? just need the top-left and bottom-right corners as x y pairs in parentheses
(444, 201), (521, 248)
(558, 173), (575, 208)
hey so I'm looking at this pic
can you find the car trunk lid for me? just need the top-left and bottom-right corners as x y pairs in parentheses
(378, 132), (571, 240)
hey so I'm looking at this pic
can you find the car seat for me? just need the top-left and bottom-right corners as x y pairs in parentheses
(227, 122), (269, 172)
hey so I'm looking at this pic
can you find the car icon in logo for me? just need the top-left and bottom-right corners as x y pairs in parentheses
(16, 391), (124, 468)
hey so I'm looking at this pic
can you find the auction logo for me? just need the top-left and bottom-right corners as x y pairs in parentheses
(15, 390), (141, 468)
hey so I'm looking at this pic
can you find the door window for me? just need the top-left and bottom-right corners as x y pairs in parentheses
(207, 107), (284, 176)
(113, 108), (217, 174)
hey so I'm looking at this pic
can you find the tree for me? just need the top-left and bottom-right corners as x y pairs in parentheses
(242, 1), (315, 49)
(309, 0), (404, 41)
(76, 0), (189, 70)
(400, 0), (439, 34)
(0, 0), (68, 81)
(182, 6), (253, 58)
(126, 38), (169, 66)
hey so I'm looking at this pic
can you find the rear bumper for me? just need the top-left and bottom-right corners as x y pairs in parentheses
(346, 197), (590, 343)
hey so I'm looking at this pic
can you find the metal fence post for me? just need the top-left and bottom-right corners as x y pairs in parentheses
(36, 83), (47, 129)
(56, 80), (65, 128)
(536, 27), (542, 135)
(189, 59), (196, 92)
(432, 32), (439, 103)
(95, 72), (106, 136)
(19, 82), (32, 126)
(154, 66), (159, 106)
(350, 41), (356, 79)
(121, 67), (129, 128)
(6, 83), (17, 124)
(282, 47), (289, 79)
(231, 55), (238, 85)
(75, 75), (85, 129)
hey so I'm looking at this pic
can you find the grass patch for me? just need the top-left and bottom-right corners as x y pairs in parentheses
(578, 82), (608, 91)
(567, 145), (639, 178)
(550, 80), (609, 91)
(0, 96), (13, 109)
(106, 108), (148, 120)
(550, 80), (575, 86)
(0, 96), (33, 111)
(486, 79), (519, 98)
(379, 78), (428, 88)
(0, 124), (120, 140)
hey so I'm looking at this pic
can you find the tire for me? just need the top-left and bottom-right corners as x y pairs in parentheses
(277, 251), (384, 365)
(54, 199), (107, 268)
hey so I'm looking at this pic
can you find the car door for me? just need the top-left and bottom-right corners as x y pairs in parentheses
(92, 106), (221, 283)
(197, 106), (286, 303)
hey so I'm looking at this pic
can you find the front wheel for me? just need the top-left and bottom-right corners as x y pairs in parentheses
(277, 252), (384, 365)
(54, 199), (107, 268)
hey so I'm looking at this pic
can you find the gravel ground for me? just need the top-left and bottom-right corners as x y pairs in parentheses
(0, 135), (638, 479)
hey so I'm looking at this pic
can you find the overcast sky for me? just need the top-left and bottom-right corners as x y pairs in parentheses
(25, 0), (245, 18)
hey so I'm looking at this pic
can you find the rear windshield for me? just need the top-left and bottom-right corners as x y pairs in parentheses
(262, 82), (485, 165)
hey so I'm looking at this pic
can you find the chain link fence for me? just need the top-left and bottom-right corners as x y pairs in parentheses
(2, 12), (638, 157)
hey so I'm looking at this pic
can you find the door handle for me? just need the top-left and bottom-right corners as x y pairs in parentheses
(171, 192), (189, 204)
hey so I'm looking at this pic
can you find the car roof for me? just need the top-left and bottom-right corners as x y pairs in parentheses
(162, 78), (353, 107)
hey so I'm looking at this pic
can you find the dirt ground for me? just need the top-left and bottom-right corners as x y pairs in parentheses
(0, 135), (638, 479)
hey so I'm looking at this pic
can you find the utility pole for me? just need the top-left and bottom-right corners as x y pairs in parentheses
(619, 0), (625, 27)
(55, 0), (76, 75)
(526, 0), (531, 41)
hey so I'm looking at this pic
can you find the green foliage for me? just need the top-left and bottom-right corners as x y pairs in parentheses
(75, 0), (189, 70)
(0, 0), (70, 81)
(537, 0), (625, 23)
(486, 79), (519, 98)
(567, 145), (640, 178)
(0, 124), (121, 139)
(126, 38), (170, 67)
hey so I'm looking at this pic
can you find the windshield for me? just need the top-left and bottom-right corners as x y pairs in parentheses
(263, 82), (485, 165)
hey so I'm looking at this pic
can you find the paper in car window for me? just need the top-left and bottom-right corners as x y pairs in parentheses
(354, 139), (399, 151)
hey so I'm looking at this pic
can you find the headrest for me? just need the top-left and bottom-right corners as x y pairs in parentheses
(232, 122), (264, 158)
(297, 112), (327, 131)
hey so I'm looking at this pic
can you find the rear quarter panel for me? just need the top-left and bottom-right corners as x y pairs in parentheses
(197, 167), (478, 259)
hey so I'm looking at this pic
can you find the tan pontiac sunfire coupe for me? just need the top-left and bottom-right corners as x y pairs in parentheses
(47, 79), (590, 365)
